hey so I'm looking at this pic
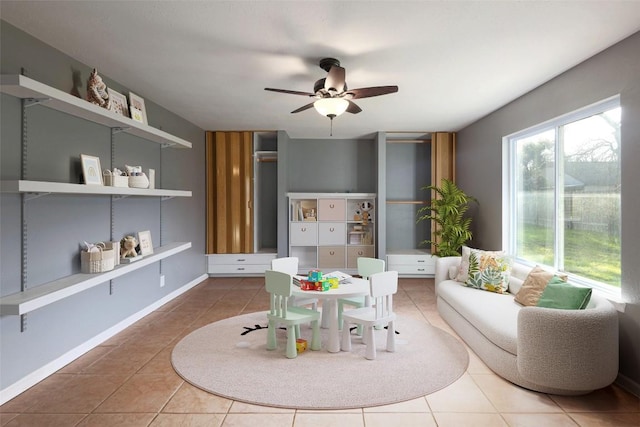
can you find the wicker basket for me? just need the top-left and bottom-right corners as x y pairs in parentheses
(103, 241), (121, 266)
(81, 244), (115, 273)
(128, 173), (150, 189)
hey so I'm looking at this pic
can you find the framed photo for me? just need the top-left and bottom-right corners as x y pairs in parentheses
(137, 230), (154, 256)
(80, 154), (103, 185)
(129, 92), (148, 124)
(107, 88), (129, 117)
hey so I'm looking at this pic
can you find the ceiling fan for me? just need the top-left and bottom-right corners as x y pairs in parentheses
(265, 57), (398, 132)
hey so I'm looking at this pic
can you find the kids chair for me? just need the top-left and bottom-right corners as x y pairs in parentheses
(337, 257), (385, 333)
(271, 256), (318, 311)
(265, 269), (321, 358)
(340, 270), (398, 360)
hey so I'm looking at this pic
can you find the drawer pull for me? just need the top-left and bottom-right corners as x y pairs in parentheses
(330, 203), (335, 208)
(417, 268), (425, 272)
(237, 267), (245, 271)
(417, 260), (425, 263)
(301, 227), (306, 232)
(330, 251), (335, 255)
(358, 251), (364, 255)
(329, 227), (335, 232)
(237, 259), (246, 262)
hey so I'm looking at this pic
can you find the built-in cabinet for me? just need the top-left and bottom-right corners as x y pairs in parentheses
(0, 74), (193, 323)
(288, 193), (376, 274)
(381, 132), (455, 277)
(206, 131), (278, 276)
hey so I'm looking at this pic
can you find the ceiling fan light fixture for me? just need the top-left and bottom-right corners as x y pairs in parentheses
(314, 98), (349, 118)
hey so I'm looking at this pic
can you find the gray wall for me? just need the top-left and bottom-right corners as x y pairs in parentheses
(287, 138), (376, 193)
(0, 22), (206, 390)
(457, 31), (640, 393)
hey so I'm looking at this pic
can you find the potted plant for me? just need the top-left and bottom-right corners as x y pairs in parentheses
(417, 178), (478, 257)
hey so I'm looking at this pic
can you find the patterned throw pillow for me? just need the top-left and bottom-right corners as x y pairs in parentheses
(455, 246), (473, 282)
(464, 248), (513, 294)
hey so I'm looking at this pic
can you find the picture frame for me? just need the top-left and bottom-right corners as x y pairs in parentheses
(107, 88), (129, 117)
(137, 230), (154, 256)
(80, 154), (103, 185)
(129, 92), (148, 124)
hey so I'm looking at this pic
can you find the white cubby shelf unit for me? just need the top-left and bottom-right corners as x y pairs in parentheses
(0, 74), (194, 325)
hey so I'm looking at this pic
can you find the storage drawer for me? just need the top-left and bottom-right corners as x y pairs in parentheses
(318, 199), (346, 221)
(207, 253), (276, 266)
(318, 246), (346, 269)
(391, 264), (435, 275)
(290, 223), (318, 246)
(208, 264), (270, 274)
(346, 246), (375, 268)
(318, 222), (346, 245)
(386, 254), (435, 267)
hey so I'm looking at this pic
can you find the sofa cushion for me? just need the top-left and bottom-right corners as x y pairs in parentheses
(536, 277), (592, 309)
(514, 266), (570, 306)
(464, 248), (513, 294)
(437, 280), (520, 355)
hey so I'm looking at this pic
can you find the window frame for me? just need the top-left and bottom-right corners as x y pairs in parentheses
(503, 96), (621, 298)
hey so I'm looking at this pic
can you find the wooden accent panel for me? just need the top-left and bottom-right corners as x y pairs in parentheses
(206, 131), (254, 254)
(430, 132), (456, 252)
(431, 132), (456, 186)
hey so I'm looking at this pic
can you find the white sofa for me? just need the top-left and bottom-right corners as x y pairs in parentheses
(435, 256), (619, 395)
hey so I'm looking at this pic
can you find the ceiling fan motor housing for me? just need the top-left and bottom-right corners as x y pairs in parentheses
(314, 78), (347, 96)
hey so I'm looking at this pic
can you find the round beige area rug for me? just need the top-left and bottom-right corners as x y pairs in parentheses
(171, 311), (468, 410)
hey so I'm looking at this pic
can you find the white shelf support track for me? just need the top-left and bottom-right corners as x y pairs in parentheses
(0, 242), (192, 318)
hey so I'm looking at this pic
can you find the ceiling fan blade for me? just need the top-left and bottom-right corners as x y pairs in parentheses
(291, 102), (315, 114)
(346, 100), (362, 114)
(265, 88), (316, 97)
(345, 85), (398, 99)
(325, 66), (346, 93)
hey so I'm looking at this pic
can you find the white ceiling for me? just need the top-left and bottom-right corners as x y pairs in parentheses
(2, 1), (640, 139)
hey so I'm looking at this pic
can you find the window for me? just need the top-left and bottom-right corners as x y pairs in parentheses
(506, 97), (621, 294)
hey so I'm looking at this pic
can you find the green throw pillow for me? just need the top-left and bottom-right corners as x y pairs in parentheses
(536, 276), (592, 309)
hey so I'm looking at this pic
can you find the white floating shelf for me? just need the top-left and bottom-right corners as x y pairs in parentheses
(1, 180), (191, 198)
(0, 242), (191, 316)
(0, 74), (192, 149)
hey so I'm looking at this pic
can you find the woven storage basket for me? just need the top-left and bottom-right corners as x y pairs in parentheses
(128, 174), (149, 189)
(81, 245), (115, 273)
(104, 241), (121, 266)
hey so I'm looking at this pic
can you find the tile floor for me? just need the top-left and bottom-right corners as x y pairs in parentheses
(1, 277), (638, 427)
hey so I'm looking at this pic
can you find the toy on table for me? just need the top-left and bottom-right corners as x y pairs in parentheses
(300, 270), (331, 291)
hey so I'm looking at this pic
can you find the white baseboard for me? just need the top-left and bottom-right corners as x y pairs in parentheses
(0, 274), (207, 406)
(616, 373), (640, 398)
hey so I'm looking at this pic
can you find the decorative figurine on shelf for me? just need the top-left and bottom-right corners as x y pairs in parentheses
(86, 68), (111, 110)
(360, 201), (374, 225)
(120, 235), (138, 258)
(354, 209), (362, 221)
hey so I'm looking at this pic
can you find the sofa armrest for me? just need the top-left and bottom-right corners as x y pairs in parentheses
(435, 257), (461, 288)
(517, 295), (619, 392)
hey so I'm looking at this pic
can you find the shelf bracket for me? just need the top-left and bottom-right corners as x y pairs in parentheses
(112, 195), (130, 201)
(24, 97), (51, 108)
(161, 196), (175, 201)
(109, 280), (114, 295)
(20, 314), (27, 332)
(161, 142), (177, 149)
(111, 127), (130, 134)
